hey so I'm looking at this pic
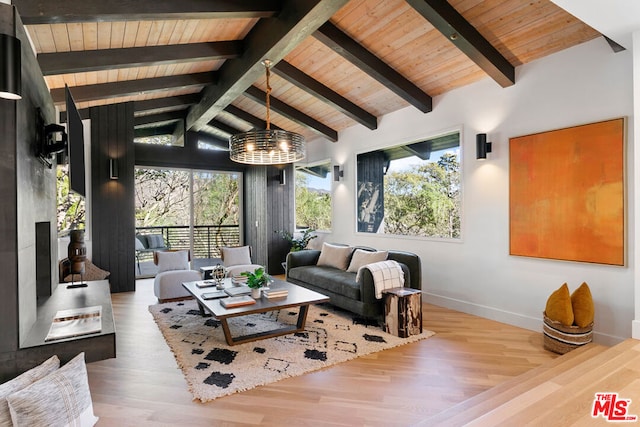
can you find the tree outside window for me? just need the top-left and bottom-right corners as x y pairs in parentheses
(357, 131), (461, 239)
(295, 162), (332, 231)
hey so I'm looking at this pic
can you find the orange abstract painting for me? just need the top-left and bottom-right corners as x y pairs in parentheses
(509, 118), (625, 265)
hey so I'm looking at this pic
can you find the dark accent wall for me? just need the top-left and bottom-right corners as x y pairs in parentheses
(244, 164), (294, 274)
(90, 103), (136, 293)
(0, 4), (58, 377)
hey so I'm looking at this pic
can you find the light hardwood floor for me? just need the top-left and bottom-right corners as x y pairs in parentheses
(88, 279), (561, 426)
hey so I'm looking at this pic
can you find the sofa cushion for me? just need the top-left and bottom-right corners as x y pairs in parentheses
(317, 243), (353, 270)
(135, 237), (145, 251)
(346, 249), (388, 273)
(146, 234), (165, 249)
(156, 250), (189, 273)
(221, 246), (252, 267)
(288, 266), (360, 300)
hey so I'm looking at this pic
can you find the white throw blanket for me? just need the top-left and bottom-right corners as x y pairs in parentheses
(356, 260), (405, 299)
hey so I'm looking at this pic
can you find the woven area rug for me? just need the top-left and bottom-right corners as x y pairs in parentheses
(149, 299), (434, 402)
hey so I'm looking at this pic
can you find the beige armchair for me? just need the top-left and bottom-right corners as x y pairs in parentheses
(220, 246), (263, 277)
(152, 250), (201, 302)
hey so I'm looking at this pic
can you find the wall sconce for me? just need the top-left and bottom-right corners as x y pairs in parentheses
(0, 8), (22, 100)
(476, 133), (492, 160)
(333, 165), (344, 182)
(109, 158), (119, 180)
(277, 169), (286, 185)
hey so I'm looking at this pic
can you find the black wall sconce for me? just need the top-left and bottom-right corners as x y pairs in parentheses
(476, 133), (492, 160)
(277, 169), (286, 185)
(0, 7), (22, 100)
(109, 158), (119, 180)
(333, 165), (344, 182)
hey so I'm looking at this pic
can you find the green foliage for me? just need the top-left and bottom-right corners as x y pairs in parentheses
(241, 267), (271, 289)
(383, 152), (460, 238)
(295, 172), (331, 230)
(56, 165), (85, 232)
(134, 169), (239, 228)
(275, 228), (317, 252)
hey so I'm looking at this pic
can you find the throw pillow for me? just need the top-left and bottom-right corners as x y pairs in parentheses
(135, 237), (145, 251)
(146, 234), (165, 249)
(346, 249), (389, 273)
(156, 250), (189, 273)
(221, 246), (252, 267)
(317, 243), (353, 270)
(63, 259), (110, 283)
(0, 355), (60, 426)
(7, 353), (98, 427)
(571, 282), (594, 327)
(545, 283), (574, 326)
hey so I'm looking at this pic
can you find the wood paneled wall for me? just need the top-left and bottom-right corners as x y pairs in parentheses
(244, 164), (294, 274)
(90, 103), (135, 293)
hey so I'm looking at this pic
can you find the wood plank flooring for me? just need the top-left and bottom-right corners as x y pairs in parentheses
(86, 279), (562, 426)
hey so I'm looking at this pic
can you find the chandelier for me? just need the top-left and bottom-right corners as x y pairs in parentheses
(229, 60), (305, 165)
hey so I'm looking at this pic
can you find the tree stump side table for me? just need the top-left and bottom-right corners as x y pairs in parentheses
(383, 287), (422, 338)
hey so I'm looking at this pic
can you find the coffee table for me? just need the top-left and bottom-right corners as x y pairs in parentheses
(182, 278), (329, 346)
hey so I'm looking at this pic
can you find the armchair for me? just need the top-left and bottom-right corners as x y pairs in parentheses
(220, 246), (263, 277)
(152, 250), (201, 302)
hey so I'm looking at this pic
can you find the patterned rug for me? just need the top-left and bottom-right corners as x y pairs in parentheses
(149, 300), (435, 402)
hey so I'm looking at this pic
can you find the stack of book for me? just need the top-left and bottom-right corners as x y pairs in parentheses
(262, 288), (289, 299)
(231, 275), (248, 285)
(221, 295), (256, 308)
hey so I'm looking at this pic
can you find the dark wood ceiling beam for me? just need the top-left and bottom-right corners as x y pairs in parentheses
(133, 94), (201, 115)
(314, 22), (432, 113)
(14, 0), (282, 24)
(223, 105), (282, 131)
(39, 41), (241, 75)
(51, 72), (213, 104)
(208, 119), (241, 136)
(405, 0), (514, 87)
(184, 0), (349, 137)
(60, 94), (199, 122)
(134, 111), (186, 128)
(194, 131), (231, 151)
(135, 125), (177, 139)
(273, 60), (377, 130)
(245, 86), (338, 141)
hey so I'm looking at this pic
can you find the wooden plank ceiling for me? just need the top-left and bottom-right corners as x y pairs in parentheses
(14, 0), (600, 147)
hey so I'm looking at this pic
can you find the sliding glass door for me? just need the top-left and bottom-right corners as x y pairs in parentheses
(134, 167), (242, 275)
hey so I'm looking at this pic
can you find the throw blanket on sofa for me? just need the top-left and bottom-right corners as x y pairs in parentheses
(356, 260), (405, 299)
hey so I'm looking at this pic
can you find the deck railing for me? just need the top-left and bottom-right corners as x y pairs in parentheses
(136, 224), (240, 260)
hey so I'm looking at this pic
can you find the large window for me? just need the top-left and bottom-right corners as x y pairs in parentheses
(295, 161), (332, 231)
(135, 167), (241, 261)
(357, 130), (461, 239)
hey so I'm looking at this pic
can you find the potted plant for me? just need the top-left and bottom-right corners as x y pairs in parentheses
(276, 228), (317, 252)
(241, 267), (271, 298)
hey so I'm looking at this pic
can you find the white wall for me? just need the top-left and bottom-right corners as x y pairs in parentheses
(307, 37), (634, 345)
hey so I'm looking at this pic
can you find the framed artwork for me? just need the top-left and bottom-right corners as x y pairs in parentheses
(509, 118), (625, 265)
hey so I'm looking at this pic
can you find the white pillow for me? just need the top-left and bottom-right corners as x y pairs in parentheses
(7, 353), (98, 427)
(317, 243), (353, 270)
(221, 246), (252, 267)
(134, 237), (145, 251)
(156, 250), (189, 273)
(347, 249), (389, 273)
(0, 355), (60, 425)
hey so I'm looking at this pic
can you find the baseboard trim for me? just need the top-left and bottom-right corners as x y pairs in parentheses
(423, 292), (625, 347)
(632, 320), (640, 339)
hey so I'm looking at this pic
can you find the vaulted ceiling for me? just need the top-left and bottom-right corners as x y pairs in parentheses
(14, 0), (601, 148)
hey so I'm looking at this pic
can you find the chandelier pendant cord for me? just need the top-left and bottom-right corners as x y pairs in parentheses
(265, 63), (271, 131)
